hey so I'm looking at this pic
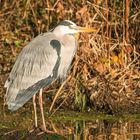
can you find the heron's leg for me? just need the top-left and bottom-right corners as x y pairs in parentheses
(33, 95), (37, 128)
(39, 89), (46, 131)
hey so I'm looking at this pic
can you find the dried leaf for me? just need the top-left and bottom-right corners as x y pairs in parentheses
(93, 62), (106, 74)
(125, 44), (133, 54)
(56, 1), (64, 12)
(112, 55), (119, 63)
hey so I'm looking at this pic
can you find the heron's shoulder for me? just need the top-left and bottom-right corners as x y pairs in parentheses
(36, 32), (58, 40)
(26, 32), (59, 47)
(23, 32), (57, 50)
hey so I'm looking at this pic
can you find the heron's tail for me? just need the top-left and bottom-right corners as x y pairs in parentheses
(5, 87), (19, 110)
(6, 75), (56, 111)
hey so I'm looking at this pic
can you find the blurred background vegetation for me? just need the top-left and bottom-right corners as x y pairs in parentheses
(0, 0), (140, 114)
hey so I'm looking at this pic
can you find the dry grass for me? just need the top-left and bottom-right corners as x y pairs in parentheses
(0, 0), (140, 114)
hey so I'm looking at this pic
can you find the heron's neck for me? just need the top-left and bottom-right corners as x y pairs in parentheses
(54, 34), (77, 50)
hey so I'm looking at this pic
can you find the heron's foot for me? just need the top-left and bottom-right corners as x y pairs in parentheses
(37, 130), (56, 135)
(36, 125), (56, 135)
(45, 129), (57, 134)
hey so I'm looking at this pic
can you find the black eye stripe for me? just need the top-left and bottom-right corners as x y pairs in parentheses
(69, 25), (78, 30)
(58, 21), (74, 26)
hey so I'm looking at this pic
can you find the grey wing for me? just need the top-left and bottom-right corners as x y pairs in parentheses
(5, 32), (61, 111)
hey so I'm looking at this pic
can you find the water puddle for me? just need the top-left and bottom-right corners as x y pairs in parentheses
(0, 111), (140, 140)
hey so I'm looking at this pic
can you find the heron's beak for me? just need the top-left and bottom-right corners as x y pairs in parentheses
(77, 26), (96, 33)
(73, 26), (96, 33)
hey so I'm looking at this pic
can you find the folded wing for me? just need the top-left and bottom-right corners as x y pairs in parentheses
(5, 32), (61, 111)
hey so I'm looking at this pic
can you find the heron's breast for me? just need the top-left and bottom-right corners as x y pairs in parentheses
(58, 43), (77, 79)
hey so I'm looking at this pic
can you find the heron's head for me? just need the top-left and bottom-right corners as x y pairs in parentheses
(52, 20), (96, 39)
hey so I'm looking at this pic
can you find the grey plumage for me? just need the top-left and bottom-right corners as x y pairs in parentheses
(4, 20), (95, 112)
(8, 36), (62, 111)
(5, 31), (77, 111)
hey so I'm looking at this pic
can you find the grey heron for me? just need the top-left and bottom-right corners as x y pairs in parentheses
(4, 20), (96, 132)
